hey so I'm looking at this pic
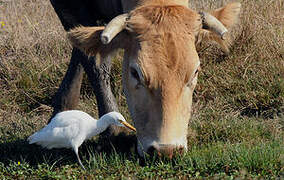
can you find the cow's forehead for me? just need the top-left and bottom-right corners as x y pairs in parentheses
(137, 36), (199, 89)
(128, 4), (201, 39)
(127, 5), (200, 88)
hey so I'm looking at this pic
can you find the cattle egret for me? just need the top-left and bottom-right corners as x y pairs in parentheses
(27, 110), (136, 170)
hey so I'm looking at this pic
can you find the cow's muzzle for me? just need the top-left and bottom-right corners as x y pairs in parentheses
(147, 144), (185, 159)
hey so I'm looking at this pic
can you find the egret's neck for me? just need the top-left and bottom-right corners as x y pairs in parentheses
(88, 115), (114, 138)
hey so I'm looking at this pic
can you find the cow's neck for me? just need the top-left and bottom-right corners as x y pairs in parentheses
(138, 0), (188, 7)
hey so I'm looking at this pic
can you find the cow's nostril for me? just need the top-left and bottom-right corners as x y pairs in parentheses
(147, 145), (157, 156)
(146, 144), (184, 159)
(158, 144), (174, 159)
(177, 146), (185, 154)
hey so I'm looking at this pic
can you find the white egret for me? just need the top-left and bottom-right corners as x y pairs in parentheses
(27, 110), (136, 170)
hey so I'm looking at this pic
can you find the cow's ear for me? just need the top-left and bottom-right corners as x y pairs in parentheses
(211, 2), (241, 29)
(68, 26), (128, 57)
(197, 2), (241, 54)
(68, 26), (104, 57)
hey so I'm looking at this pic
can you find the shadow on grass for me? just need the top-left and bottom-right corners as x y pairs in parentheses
(0, 133), (184, 170)
(0, 133), (139, 169)
(240, 105), (284, 119)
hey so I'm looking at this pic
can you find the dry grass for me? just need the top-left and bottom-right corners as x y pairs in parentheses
(187, 0), (283, 149)
(0, 0), (68, 111)
(0, 0), (283, 178)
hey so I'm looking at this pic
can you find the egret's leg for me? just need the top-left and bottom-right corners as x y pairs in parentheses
(74, 148), (86, 170)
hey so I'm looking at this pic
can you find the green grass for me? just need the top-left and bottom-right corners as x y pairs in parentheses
(0, 111), (283, 179)
(0, 139), (283, 179)
(0, 0), (283, 179)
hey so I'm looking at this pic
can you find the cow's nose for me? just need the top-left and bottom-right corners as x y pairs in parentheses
(147, 144), (184, 159)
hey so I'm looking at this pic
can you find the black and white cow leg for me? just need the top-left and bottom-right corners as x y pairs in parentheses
(49, 48), (84, 122)
(80, 53), (127, 137)
(49, 0), (127, 137)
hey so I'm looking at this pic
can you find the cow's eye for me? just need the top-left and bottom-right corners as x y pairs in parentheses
(193, 66), (201, 79)
(187, 67), (200, 87)
(130, 64), (145, 88)
(194, 68), (199, 77)
(130, 67), (140, 82)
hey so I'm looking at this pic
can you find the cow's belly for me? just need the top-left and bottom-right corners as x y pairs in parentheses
(88, 0), (124, 23)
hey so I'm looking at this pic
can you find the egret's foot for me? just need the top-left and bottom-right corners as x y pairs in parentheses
(75, 151), (86, 170)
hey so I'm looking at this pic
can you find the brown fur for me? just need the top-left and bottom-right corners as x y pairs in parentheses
(67, 1), (241, 156)
(211, 2), (241, 28)
(68, 26), (129, 65)
(197, 2), (241, 53)
(68, 26), (105, 57)
(68, 1), (241, 111)
(138, 0), (188, 7)
(126, 3), (201, 89)
(121, 2), (201, 153)
(68, 1), (241, 59)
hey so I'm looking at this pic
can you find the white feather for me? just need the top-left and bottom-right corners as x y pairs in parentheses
(27, 110), (135, 170)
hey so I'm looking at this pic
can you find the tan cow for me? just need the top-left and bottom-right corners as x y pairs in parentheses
(68, 0), (241, 157)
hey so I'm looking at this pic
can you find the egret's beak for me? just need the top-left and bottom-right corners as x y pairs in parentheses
(119, 120), (136, 132)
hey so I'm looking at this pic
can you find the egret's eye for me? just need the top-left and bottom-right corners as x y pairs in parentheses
(130, 67), (140, 82)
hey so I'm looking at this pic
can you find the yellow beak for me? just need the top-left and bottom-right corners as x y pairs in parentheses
(120, 120), (136, 132)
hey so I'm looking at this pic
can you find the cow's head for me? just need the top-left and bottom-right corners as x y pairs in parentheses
(68, 1), (241, 157)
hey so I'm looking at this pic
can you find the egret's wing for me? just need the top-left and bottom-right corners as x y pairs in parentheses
(28, 111), (94, 149)
(28, 114), (79, 143)
(48, 111), (84, 128)
(28, 120), (81, 149)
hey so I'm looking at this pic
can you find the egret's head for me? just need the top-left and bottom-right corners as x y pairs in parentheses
(106, 112), (136, 132)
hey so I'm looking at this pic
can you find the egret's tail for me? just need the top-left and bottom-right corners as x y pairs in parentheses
(27, 132), (52, 149)
(27, 130), (48, 145)
(27, 132), (39, 144)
